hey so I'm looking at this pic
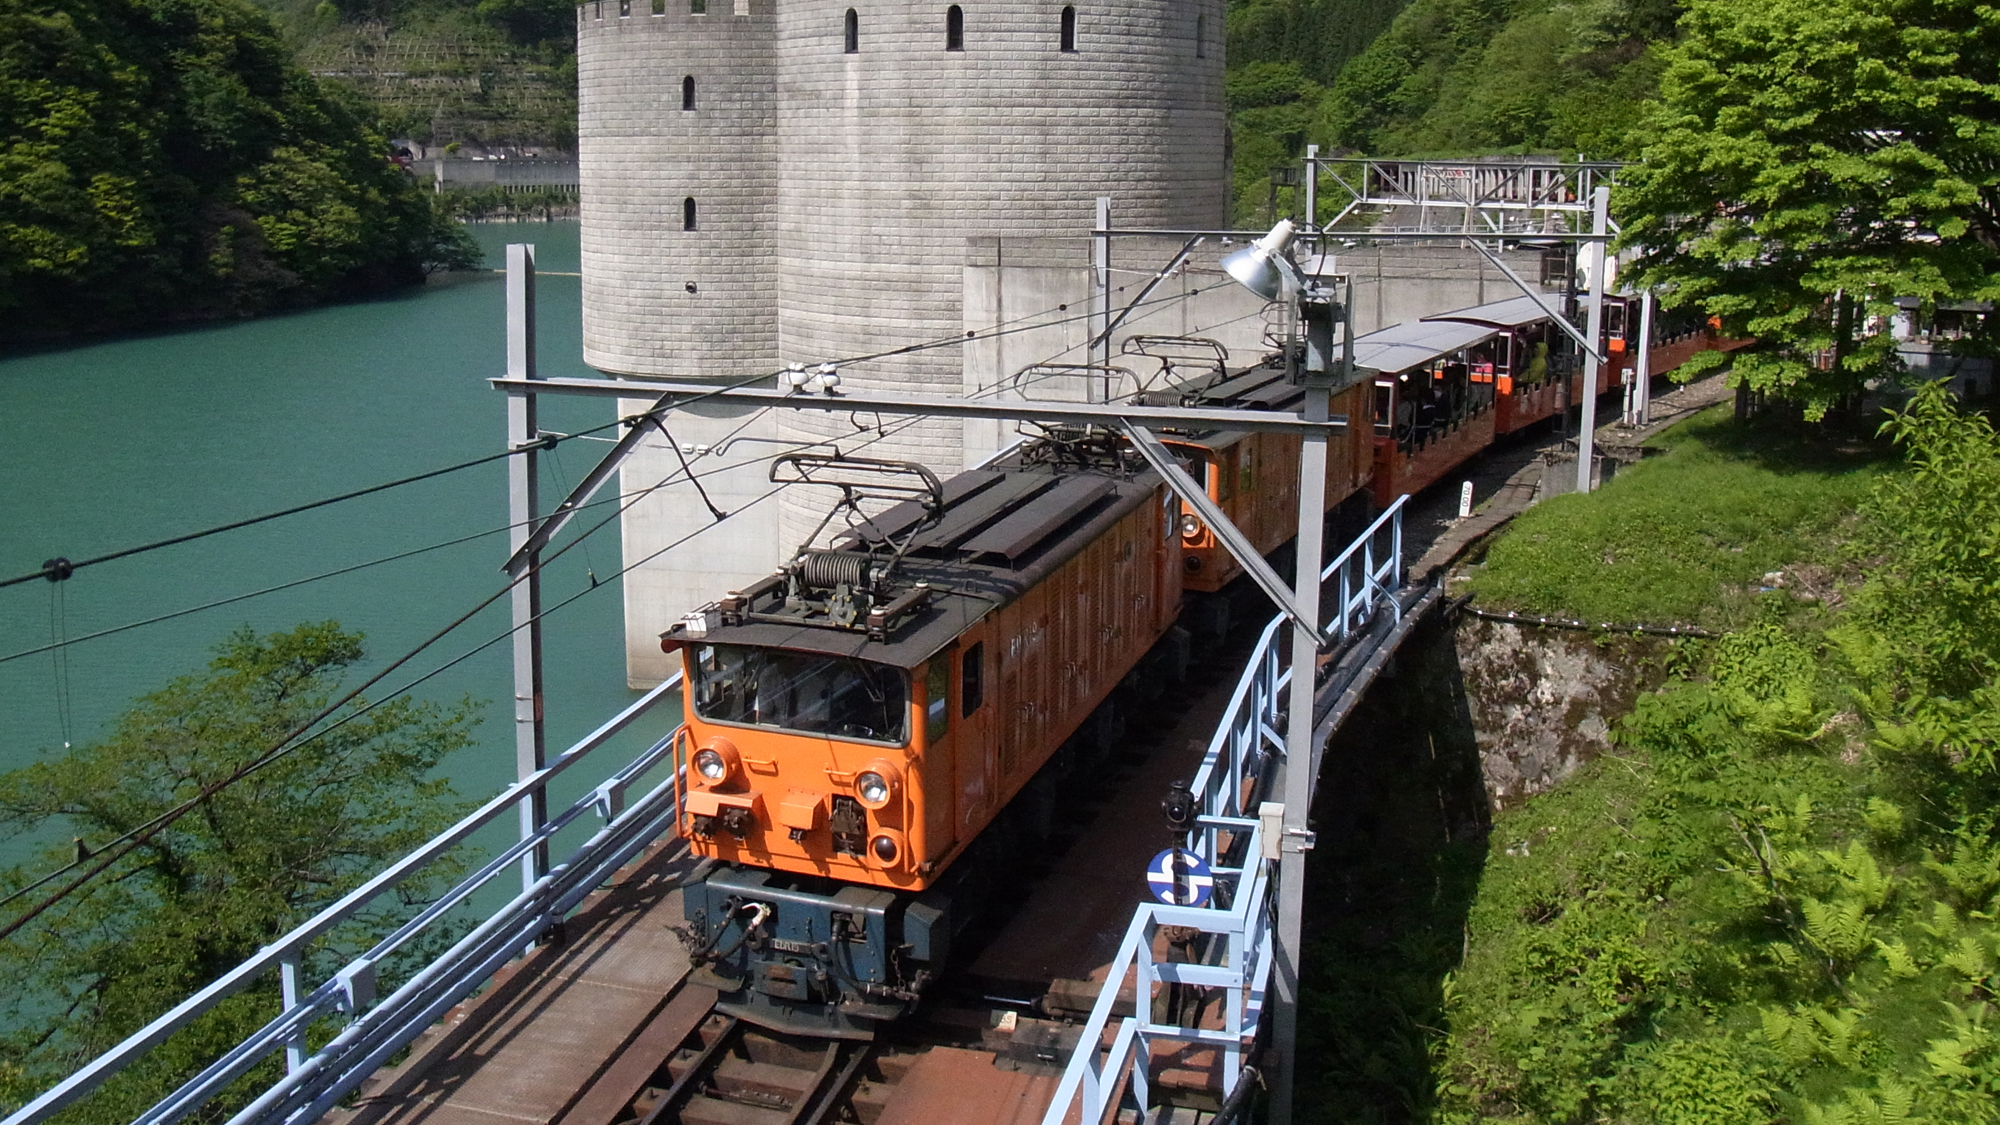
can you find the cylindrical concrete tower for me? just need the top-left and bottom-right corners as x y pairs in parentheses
(577, 0), (1230, 682)
(579, 0), (788, 687)
(577, 0), (778, 379)
(770, 0), (1228, 545)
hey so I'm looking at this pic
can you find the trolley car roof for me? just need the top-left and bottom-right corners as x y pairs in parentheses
(1351, 319), (1500, 376)
(1421, 294), (1564, 331)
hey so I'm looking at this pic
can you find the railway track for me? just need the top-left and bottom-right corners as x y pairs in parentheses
(618, 1009), (919, 1125)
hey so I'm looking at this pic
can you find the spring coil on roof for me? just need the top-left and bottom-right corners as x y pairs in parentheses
(797, 550), (873, 591)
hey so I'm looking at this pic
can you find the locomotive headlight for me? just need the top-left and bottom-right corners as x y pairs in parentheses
(856, 771), (891, 808)
(690, 737), (739, 786)
(695, 750), (728, 781)
(1180, 513), (1204, 540)
(866, 827), (908, 869)
(854, 760), (902, 810)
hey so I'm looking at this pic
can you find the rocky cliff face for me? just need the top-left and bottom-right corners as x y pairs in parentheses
(1450, 616), (1668, 808)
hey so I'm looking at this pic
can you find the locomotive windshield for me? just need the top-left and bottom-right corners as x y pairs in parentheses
(689, 644), (910, 744)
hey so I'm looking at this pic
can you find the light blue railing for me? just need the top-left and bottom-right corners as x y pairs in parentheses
(1040, 495), (1406, 1125)
(7, 486), (1405, 1125)
(3, 675), (687, 1125)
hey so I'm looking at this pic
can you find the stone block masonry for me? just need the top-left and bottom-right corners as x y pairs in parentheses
(578, 0), (1232, 682)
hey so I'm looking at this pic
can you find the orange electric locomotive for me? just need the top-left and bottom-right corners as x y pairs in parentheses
(663, 444), (1191, 1035)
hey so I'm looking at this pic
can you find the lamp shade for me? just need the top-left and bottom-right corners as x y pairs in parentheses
(1221, 219), (1301, 301)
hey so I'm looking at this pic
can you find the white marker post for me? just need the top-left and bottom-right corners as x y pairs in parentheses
(1458, 480), (1474, 519)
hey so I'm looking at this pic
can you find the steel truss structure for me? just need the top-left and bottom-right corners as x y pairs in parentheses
(1315, 157), (1624, 235)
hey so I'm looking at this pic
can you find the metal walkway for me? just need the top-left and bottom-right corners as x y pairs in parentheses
(4, 499), (1434, 1125)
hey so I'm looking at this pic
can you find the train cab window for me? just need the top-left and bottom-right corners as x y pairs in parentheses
(925, 658), (950, 742)
(1238, 444), (1255, 494)
(961, 642), (984, 716)
(690, 644), (909, 744)
(1217, 448), (1236, 501)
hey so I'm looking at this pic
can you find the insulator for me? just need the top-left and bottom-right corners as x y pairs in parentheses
(797, 550), (872, 591)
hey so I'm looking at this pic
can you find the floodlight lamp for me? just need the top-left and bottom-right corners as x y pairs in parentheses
(1221, 219), (1303, 301)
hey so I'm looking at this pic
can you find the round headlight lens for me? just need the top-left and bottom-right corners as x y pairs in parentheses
(694, 749), (727, 781)
(856, 771), (890, 806)
(872, 834), (899, 862)
(1180, 513), (1203, 539)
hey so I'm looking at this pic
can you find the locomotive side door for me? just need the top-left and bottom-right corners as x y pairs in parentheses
(954, 627), (994, 842)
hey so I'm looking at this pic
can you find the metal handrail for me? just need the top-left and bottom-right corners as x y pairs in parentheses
(1041, 496), (1405, 1125)
(4, 674), (687, 1125)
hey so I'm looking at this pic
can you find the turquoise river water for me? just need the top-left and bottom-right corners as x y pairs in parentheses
(0, 222), (672, 870)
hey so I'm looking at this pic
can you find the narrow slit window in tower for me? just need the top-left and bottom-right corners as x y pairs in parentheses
(689, 0), (705, 12)
(651, 0), (664, 12)
(1195, 12), (1206, 56)
(1060, 5), (1076, 51)
(618, 0), (629, 17)
(683, 197), (698, 231)
(844, 8), (858, 51)
(945, 5), (963, 49)
(682, 76), (696, 110)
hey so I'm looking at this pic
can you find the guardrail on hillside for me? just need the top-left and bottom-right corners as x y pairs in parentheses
(1040, 495), (1406, 1125)
(3, 676), (686, 1125)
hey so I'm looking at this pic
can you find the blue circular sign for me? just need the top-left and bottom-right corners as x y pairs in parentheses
(1146, 847), (1215, 908)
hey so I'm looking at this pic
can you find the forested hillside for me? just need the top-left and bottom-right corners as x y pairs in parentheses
(253, 0), (577, 150)
(1225, 0), (1678, 219)
(0, 0), (477, 341)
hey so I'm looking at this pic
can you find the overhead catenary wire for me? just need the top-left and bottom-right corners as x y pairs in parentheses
(0, 399), (928, 931)
(0, 274), (1234, 935)
(1, 282), (1144, 595)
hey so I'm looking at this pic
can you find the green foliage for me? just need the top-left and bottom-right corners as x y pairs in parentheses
(0, 0), (476, 340)
(0, 623), (476, 1123)
(1617, 0), (2000, 415)
(1437, 391), (2000, 1123)
(1315, 0), (1675, 159)
(437, 184), (576, 220)
(1465, 404), (1887, 628)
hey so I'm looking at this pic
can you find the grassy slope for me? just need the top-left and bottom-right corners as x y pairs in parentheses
(1463, 406), (1889, 629)
(1416, 397), (2000, 1123)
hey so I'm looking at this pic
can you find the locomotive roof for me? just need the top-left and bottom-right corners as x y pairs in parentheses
(1132, 361), (1301, 450)
(681, 464), (1161, 669)
(1421, 294), (1564, 330)
(1351, 318), (1500, 375)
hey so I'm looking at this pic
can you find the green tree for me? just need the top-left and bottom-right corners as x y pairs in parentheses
(0, 0), (478, 341)
(1617, 0), (2000, 414)
(1315, 0), (1676, 159)
(0, 623), (476, 1122)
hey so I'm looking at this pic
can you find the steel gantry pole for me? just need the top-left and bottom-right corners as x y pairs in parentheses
(1574, 185), (1610, 493)
(1094, 196), (1113, 371)
(1268, 372), (1329, 1125)
(503, 244), (549, 897)
(1635, 288), (1656, 426)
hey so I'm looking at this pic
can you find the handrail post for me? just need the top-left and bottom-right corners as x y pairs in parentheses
(279, 956), (304, 1074)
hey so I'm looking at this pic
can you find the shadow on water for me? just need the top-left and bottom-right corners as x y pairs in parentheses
(1296, 611), (1492, 1125)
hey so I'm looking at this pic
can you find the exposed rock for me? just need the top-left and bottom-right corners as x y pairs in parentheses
(1452, 616), (1669, 809)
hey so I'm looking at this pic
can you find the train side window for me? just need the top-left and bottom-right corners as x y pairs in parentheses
(926, 658), (950, 741)
(961, 642), (984, 716)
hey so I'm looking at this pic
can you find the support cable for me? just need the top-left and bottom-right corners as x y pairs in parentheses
(1, 284), (1170, 594)
(0, 404), (923, 935)
(0, 277), (1229, 936)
